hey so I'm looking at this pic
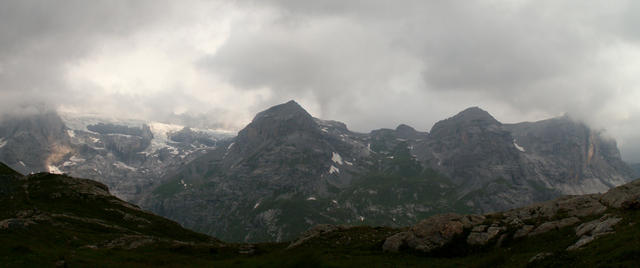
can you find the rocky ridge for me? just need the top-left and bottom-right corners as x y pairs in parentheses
(380, 179), (640, 253)
(0, 112), (233, 202)
(144, 101), (635, 242)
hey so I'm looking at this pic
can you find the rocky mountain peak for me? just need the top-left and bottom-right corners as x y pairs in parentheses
(429, 107), (501, 139)
(252, 100), (312, 123)
(450, 106), (499, 125)
(395, 124), (425, 139)
(237, 100), (318, 142)
(395, 124), (416, 133)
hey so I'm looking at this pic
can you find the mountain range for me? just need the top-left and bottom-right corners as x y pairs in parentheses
(1, 100), (639, 266)
(137, 101), (635, 242)
(0, 112), (232, 203)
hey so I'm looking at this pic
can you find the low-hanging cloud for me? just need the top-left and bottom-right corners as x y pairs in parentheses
(202, 0), (640, 161)
(1, 1), (640, 162)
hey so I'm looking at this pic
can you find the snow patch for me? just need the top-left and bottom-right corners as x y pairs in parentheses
(306, 197), (316, 201)
(332, 200), (338, 205)
(513, 139), (526, 152)
(358, 216), (365, 222)
(223, 142), (235, 158)
(19, 161), (25, 167)
(321, 127), (329, 133)
(180, 179), (188, 189)
(0, 138), (6, 149)
(66, 129), (75, 138)
(89, 137), (100, 143)
(344, 160), (353, 166)
(329, 165), (340, 174)
(254, 202), (261, 209)
(48, 165), (63, 174)
(113, 161), (136, 171)
(62, 155), (86, 167)
(147, 122), (185, 152)
(331, 152), (343, 165)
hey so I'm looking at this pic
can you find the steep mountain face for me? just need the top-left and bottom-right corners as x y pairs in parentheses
(629, 163), (640, 178)
(0, 112), (232, 202)
(144, 101), (635, 242)
(506, 117), (631, 194)
(414, 111), (635, 212)
(0, 112), (72, 175)
(142, 101), (396, 242)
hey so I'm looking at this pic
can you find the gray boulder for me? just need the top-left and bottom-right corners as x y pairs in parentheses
(568, 215), (622, 250)
(600, 179), (640, 209)
(382, 213), (484, 253)
(527, 217), (581, 237)
(466, 225), (506, 246)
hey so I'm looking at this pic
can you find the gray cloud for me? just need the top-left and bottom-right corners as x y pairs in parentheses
(1, 1), (640, 162)
(202, 0), (640, 161)
(0, 0), (179, 115)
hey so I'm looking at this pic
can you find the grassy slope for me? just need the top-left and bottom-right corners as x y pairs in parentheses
(208, 208), (640, 268)
(4, 208), (638, 267)
(2, 163), (639, 267)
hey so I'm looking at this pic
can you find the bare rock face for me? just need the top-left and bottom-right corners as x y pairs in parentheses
(382, 232), (410, 252)
(467, 225), (506, 245)
(288, 224), (349, 249)
(382, 213), (484, 253)
(568, 215), (622, 250)
(600, 179), (640, 208)
(527, 217), (581, 237)
(384, 179), (639, 253)
(501, 194), (606, 225)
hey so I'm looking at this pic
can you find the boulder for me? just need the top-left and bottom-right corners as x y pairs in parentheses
(528, 217), (580, 237)
(600, 179), (640, 208)
(466, 226), (506, 246)
(288, 224), (348, 249)
(513, 225), (534, 238)
(568, 215), (622, 250)
(382, 232), (409, 252)
(383, 213), (481, 253)
(502, 194), (605, 225)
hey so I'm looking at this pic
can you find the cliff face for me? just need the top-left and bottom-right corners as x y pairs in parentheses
(0, 112), (71, 174)
(0, 112), (232, 202)
(143, 102), (635, 242)
(416, 112), (635, 212)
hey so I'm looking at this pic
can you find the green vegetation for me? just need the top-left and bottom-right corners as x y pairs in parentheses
(151, 177), (185, 198)
(1, 164), (640, 267)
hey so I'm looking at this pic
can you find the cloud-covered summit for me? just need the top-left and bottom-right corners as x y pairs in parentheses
(1, 0), (640, 161)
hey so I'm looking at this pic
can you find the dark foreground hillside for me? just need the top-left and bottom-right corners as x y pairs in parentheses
(1, 162), (639, 267)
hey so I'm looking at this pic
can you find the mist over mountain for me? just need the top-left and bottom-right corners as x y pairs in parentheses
(2, 1), (640, 162)
(139, 101), (634, 242)
(0, 111), (232, 202)
(3, 1), (640, 266)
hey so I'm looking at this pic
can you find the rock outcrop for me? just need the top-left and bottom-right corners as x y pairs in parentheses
(383, 213), (484, 252)
(383, 178), (640, 253)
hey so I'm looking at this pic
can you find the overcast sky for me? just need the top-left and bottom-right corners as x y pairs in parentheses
(1, 0), (640, 161)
